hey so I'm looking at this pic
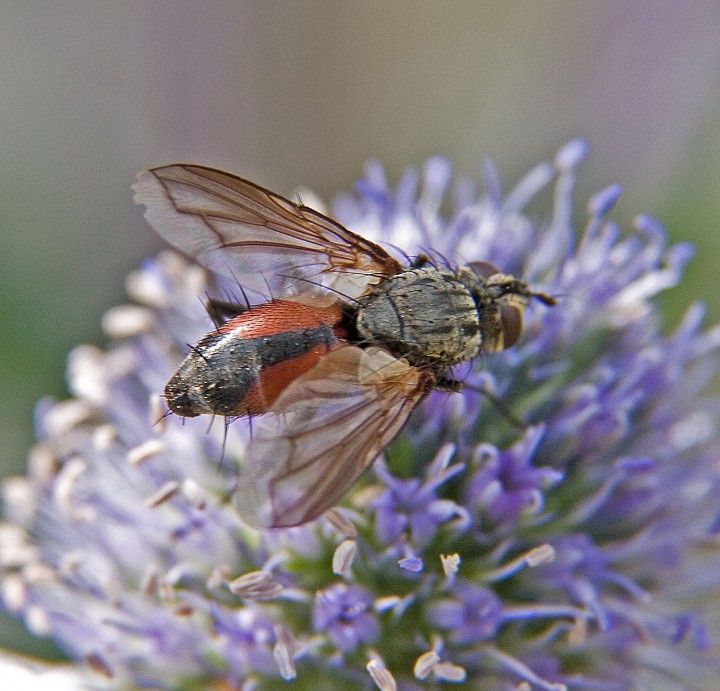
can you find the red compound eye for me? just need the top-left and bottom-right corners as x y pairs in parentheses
(500, 303), (523, 349)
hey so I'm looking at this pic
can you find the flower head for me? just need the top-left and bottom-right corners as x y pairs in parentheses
(2, 141), (719, 689)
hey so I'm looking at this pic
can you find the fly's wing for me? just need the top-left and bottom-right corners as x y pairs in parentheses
(133, 164), (402, 300)
(233, 346), (433, 528)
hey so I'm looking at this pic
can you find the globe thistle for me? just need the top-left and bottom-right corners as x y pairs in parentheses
(2, 141), (719, 689)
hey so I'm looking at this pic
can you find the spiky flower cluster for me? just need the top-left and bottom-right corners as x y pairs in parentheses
(2, 142), (719, 689)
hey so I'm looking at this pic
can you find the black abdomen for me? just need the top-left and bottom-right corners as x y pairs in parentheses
(165, 324), (338, 417)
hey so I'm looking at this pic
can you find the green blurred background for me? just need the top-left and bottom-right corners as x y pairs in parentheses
(2, 1), (720, 658)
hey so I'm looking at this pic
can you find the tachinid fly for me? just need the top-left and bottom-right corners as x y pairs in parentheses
(133, 165), (555, 528)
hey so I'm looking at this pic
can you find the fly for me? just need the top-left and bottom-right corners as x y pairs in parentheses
(133, 164), (555, 528)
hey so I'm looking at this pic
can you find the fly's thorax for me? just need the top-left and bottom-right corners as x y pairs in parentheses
(355, 267), (481, 367)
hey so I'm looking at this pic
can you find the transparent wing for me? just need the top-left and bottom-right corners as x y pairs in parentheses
(233, 346), (432, 528)
(133, 164), (402, 300)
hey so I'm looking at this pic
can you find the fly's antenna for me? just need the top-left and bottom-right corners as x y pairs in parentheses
(532, 290), (559, 307)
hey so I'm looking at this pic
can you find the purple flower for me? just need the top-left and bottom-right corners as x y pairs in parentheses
(464, 426), (562, 527)
(2, 142), (719, 689)
(312, 583), (379, 652)
(427, 582), (503, 645)
(373, 444), (469, 545)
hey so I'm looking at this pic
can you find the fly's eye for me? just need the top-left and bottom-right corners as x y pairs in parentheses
(500, 304), (523, 349)
(467, 261), (500, 280)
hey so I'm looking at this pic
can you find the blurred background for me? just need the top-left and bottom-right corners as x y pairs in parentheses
(2, 1), (720, 657)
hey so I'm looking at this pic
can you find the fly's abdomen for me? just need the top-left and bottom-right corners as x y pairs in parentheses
(165, 299), (345, 417)
(356, 268), (480, 367)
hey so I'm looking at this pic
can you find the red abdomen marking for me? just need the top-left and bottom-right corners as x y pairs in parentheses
(164, 299), (348, 418)
(223, 300), (347, 415)
(218, 299), (346, 338)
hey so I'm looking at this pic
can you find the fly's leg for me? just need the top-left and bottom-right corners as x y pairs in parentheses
(438, 377), (524, 429)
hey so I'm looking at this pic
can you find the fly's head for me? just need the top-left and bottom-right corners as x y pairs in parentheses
(458, 261), (556, 354)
